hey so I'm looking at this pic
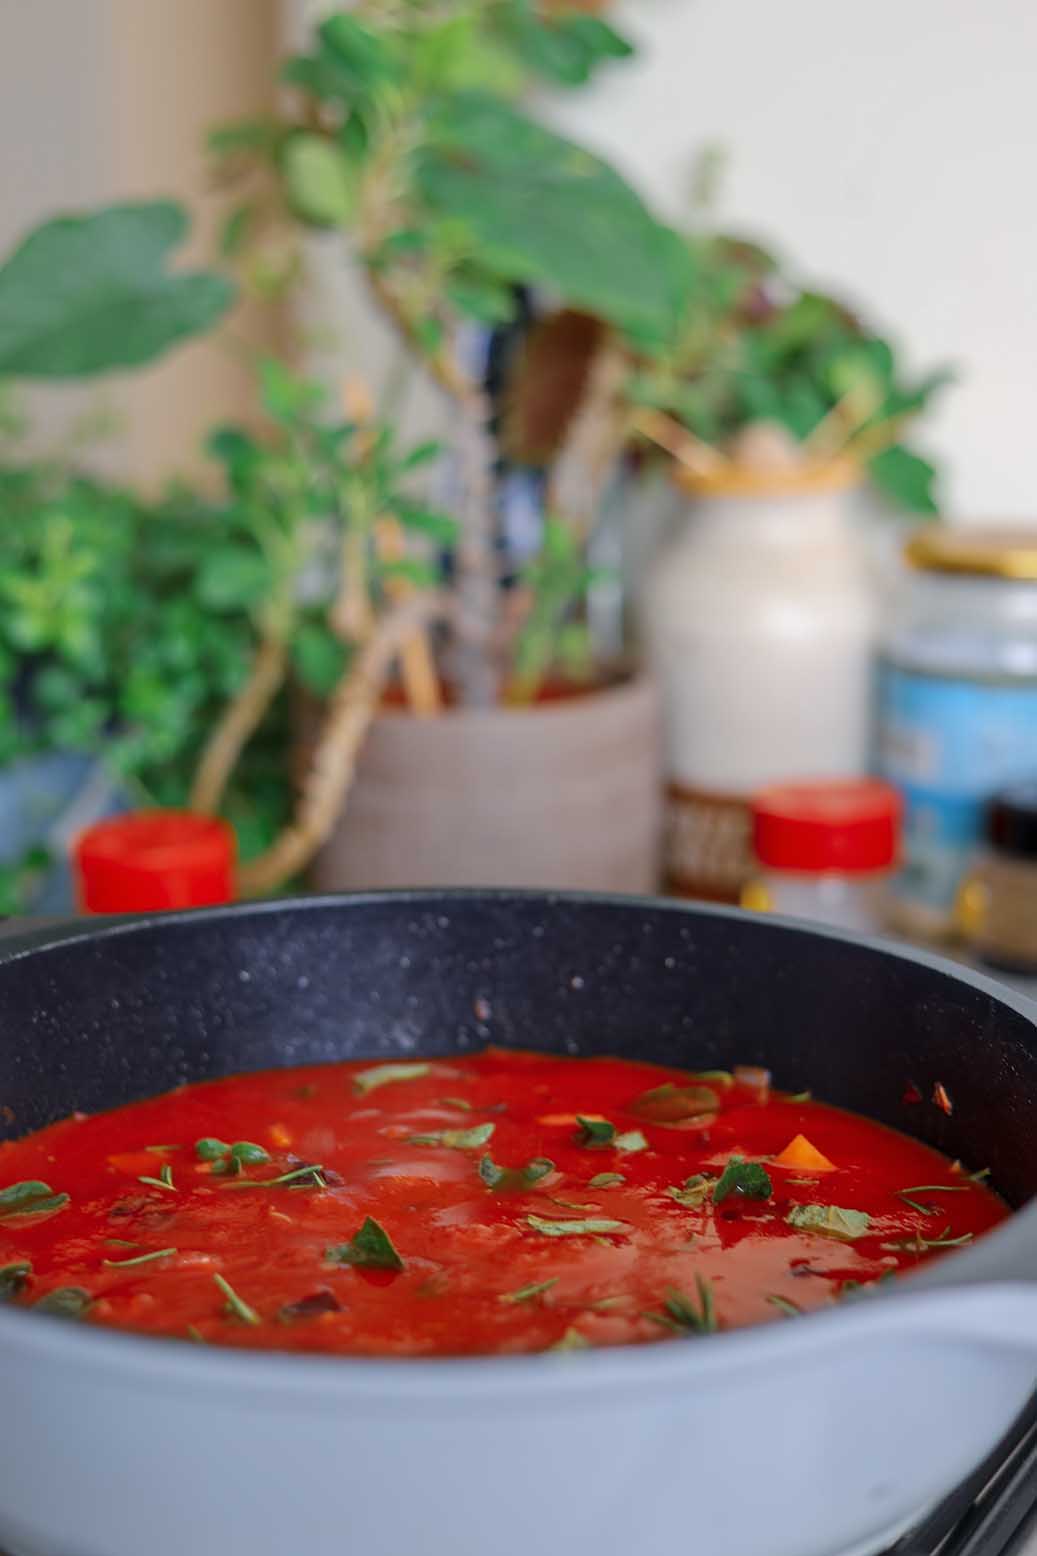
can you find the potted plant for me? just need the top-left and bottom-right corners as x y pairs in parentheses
(0, 201), (238, 911)
(199, 3), (683, 893)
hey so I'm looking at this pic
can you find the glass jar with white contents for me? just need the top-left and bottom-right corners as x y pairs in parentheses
(877, 529), (1037, 940)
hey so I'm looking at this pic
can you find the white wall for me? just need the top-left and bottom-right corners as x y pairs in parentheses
(548, 0), (1037, 520)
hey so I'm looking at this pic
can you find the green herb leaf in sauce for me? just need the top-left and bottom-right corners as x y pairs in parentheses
(185, 1324), (207, 1343)
(527, 1214), (626, 1238)
(713, 1157), (773, 1205)
(0, 1180), (70, 1221)
(649, 1276), (717, 1335)
(0, 1261), (31, 1300)
(614, 1130), (648, 1155)
(478, 1154), (554, 1191)
(326, 1216), (405, 1271)
(881, 1228), (973, 1253)
(588, 1173), (625, 1189)
(499, 1277), (558, 1305)
(353, 1062), (431, 1096)
(766, 1294), (802, 1318)
(34, 1286), (92, 1319)
(549, 1326), (590, 1351)
(575, 1116), (616, 1148)
(409, 1123), (495, 1150)
(631, 1082), (718, 1123)
(195, 1138), (231, 1162)
(222, 1163), (326, 1190)
(787, 1203), (871, 1240)
(138, 1164), (176, 1193)
(103, 1246), (178, 1269)
(665, 1174), (715, 1208)
(214, 1273), (261, 1326)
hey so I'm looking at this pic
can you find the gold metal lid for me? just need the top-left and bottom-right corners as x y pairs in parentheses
(906, 527), (1037, 580)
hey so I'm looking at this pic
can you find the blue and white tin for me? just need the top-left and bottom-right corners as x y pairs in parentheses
(877, 529), (1037, 937)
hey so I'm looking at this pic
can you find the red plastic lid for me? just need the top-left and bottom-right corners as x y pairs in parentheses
(74, 811), (235, 914)
(751, 780), (901, 874)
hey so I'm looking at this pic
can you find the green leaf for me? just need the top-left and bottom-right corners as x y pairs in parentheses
(652, 1277), (717, 1335)
(103, 1246), (178, 1269)
(615, 1130), (648, 1155)
(326, 1216), (404, 1271)
(353, 1061), (431, 1096)
(588, 1173), (625, 1188)
(378, 557), (442, 589)
(665, 1174), (715, 1208)
(0, 202), (234, 379)
(575, 1116), (615, 1148)
(318, 13), (401, 87)
(713, 1157), (773, 1205)
(0, 1180), (70, 1221)
(527, 1214), (627, 1237)
(220, 203), (256, 259)
(0, 1261), (31, 1301)
(498, 1277), (558, 1305)
(195, 1137), (231, 1162)
(766, 1294), (802, 1318)
(196, 545), (270, 612)
(230, 1141), (270, 1165)
(396, 439), (443, 473)
(446, 272), (518, 325)
(563, 15), (636, 63)
(292, 622), (351, 699)
(208, 119), (285, 158)
(388, 499), (458, 545)
(868, 444), (939, 515)
(549, 1326), (591, 1351)
(415, 94), (687, 344)
(258, 357), (325, 423)
(34, 1286), (92, 1319)
(409, 1122), (495, 1150)
(214, 1272), (261, 1325)
(283, 134), (356, 227)
(478, 1154), (554, 1191)
(787, 1203), (872, 1240)
(630, 1082), (718, 1123)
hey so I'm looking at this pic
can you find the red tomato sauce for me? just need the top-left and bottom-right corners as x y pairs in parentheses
(0, 1049), (1007, 1356)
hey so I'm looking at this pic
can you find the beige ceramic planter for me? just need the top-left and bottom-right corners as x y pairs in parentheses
(310, 672), (662, 893)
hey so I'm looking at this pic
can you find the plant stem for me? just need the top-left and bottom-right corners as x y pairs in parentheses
(189, 629), (287, 815)
(236, 591), (447, 895)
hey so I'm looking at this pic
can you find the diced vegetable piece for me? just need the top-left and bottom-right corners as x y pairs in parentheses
(772, 1134), (836, 1173)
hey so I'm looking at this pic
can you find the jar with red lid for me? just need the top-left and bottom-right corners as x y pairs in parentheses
(73, 811), (235, 914)
(743, 780), (902, 934)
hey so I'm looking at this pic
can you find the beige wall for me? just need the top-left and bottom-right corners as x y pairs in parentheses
(0, 0), (279, 485)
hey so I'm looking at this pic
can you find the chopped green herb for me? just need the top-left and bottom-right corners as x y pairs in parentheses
(409, 1123), (495, 1150)
(138, 1163), (175, 1192)
(549, 1326), (590, 1352)
(631, 1082), (718, 1123)
(440, 1096), (475, 1111)
(713, 1157), (773, 1205)
(694, 1070), (734, 1086)
(615, 1130), (648, 1155)
(230, 1141), (271, 1165)
(787, 1203), (871, 1240)
(838, 1273), (894, 1301)
(0, 1261), (31, 1300)
(766, 1294), (802, 1317)
(588, 1173), (625, 1189)
(34, 1286), (92, 1319)
(326, 1216), (404, 1271)
(899, 1184), (969, 1194)
(103, 1238), (140, 1249)
(649, 1276), (717, 1335)
(882, 1228), (974, 1253)
(103, 1246), (178, 1269)
(353, 1062), (431, 1096)
(785, 1090), (812, 1103)
(546, 1196), (596, 1211)
(498, 1277), (558, 1305)
(665, 1174), (715, 1209)
(478, 1154), (554, 1191)
(527, 1214), (626, 1238)
(965, 1166), (991, 1183)
(195, 1138), (231, 1162)
(214, 1273), (261, 1326)
(223, 1163), (326, 1190)
(896, 1194), (937, 1216)
(585, 1295), (627, 1312)
(575, 1116), (616, 1147)
(0, 1180), (69, 1221)
(145, 1144), (182, 1154)
(185, 1324), (207, 1344)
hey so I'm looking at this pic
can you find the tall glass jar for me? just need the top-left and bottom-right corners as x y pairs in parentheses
(877, 528), (1037, 939)
(642, 461), (876, 902)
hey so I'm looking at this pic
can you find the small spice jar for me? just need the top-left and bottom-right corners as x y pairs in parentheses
(74, 811), (235, 914)
(743, 780), (901, 934)
(958, 783), (1037, 974)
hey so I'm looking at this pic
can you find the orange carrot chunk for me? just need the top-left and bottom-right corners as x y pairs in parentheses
(772, 1134), (837, 1173)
